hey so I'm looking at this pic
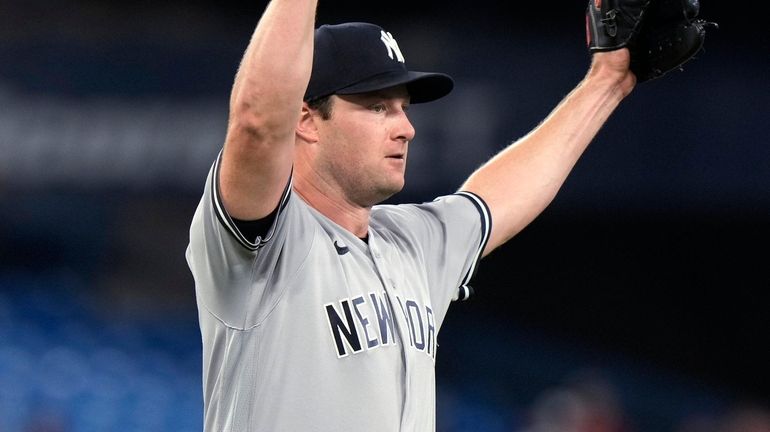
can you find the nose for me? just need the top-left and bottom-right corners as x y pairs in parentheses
(394, 110), (416, 143)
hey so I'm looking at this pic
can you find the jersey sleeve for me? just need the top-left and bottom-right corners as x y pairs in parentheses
(374, 191), (492, 313)
(447, 192), (492, 300)
(185, 150), (294, 328)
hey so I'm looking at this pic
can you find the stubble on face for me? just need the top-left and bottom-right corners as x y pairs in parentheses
(315, 93), (411, 208)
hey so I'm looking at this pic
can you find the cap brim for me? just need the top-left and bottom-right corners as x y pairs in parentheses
(335, 71), (454, 104)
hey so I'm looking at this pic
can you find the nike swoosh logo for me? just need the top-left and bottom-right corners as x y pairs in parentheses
(333, 240), (350, 256)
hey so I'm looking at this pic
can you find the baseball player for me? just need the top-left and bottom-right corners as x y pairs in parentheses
(186, 0), (637, 430)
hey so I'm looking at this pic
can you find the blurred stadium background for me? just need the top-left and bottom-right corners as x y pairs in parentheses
(1, 1), (768, 431)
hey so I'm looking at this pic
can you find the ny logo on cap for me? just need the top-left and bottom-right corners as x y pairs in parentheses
(380, 30), (405, 63)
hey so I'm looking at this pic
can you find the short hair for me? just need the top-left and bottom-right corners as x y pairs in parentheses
(307, 95), (333, 120)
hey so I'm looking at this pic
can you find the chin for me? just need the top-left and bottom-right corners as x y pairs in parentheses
(371, 182), (404, 205)
(388, 178), (405, 195)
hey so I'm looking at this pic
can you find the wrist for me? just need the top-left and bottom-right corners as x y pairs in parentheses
(586, 51), (636, 98)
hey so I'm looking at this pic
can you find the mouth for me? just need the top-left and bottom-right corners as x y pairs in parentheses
(386, 153), (405, 160)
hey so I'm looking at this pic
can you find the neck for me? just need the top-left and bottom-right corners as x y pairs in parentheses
(293, 173), (371, 238)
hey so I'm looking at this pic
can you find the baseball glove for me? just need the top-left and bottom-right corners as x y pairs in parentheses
(586, 0), (717, 83)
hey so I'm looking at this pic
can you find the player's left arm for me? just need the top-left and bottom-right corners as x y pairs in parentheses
(460, 49), (634, 257)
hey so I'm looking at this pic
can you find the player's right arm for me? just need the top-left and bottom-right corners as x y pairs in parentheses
(218, 0), (317, 221)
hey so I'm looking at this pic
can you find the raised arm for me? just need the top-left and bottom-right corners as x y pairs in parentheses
(461, 50), (636, 257)
(218, 0), (318, 220)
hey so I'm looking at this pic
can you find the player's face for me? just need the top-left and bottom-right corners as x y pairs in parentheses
(315, 85), (415, 207)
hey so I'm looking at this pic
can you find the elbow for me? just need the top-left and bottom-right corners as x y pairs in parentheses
(227, 101), (296, 148)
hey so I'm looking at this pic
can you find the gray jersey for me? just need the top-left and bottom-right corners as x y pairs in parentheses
(186, 152), (491, 431)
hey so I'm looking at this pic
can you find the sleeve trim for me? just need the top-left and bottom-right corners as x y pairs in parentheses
(210, 150), (293, 251)
(454, 191), (492, 300)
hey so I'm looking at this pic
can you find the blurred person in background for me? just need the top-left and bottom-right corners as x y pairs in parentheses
(516, 369), (634, 432)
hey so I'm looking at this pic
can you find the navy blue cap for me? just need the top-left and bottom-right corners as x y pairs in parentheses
(304, 22), (454, 104)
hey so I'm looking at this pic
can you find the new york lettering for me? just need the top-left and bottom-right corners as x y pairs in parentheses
(324, 292), (436, 359)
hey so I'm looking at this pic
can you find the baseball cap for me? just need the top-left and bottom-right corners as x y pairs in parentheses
(304, 22), (454, 104)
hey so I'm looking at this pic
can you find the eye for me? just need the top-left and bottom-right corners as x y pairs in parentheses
(369, 103), (387, 113)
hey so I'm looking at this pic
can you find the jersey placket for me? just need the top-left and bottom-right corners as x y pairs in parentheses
(366, 230), (417, 430)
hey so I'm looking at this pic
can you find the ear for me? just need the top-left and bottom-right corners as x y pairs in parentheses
(296, 103), (319, 143)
